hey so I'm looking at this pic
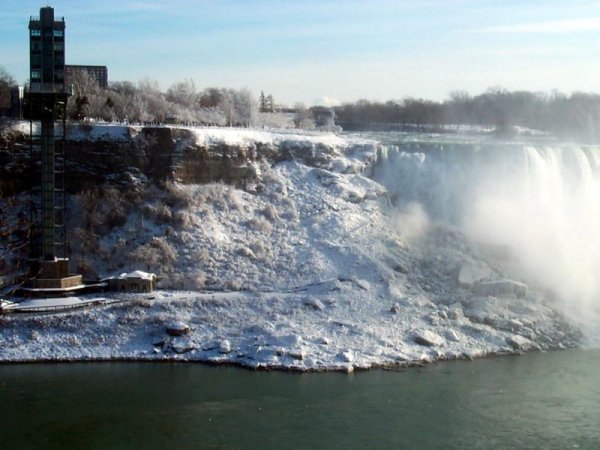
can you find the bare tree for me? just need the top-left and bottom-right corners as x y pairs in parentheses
(67, 70), (102, 119)
(235, 88), (258, 127)
(0, 66), (16, 111)
(166, 78), (197, 111)
(293, 103), (314, 129)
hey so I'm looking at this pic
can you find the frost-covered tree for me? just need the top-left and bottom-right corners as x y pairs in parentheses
(235, 88), (258, 127)
(67, 70), (101, 119)
(293, 103), (314, 129)
(258, 112), (294, 129)
(166, 78), (197, 111)
(266, 94), (275, 113)
(129, 79), (169, 123)
(198, 87), (257, 127)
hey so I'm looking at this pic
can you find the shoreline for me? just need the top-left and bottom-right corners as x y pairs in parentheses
(0, 346), (555, 372)
(0, 286), (576, 373)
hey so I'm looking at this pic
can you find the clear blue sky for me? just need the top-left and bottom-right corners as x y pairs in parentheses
(1, 0), (599, 105)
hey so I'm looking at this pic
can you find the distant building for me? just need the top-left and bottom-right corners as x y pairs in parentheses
(65, 65), (108, 88)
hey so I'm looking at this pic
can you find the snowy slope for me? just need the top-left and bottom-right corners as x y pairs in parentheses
(0, 126), (581, 370)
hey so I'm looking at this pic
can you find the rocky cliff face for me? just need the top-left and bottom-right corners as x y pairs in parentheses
(1, 125), (180, 196)
(0, 122), (377, 288)
(1, 123), (374, 197)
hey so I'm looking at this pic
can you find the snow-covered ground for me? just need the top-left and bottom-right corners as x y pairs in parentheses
(0, 126), (582, 370)
(66, 122), (371, 147)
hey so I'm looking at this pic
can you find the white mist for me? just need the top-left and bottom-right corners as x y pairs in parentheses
(376, 142), (600, 344)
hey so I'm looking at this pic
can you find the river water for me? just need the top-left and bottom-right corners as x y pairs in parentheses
(1, 350), (599, 449)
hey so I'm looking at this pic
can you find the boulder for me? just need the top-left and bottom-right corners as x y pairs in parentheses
(447, 308), (464, 321)
(288, 349), (306, 361)
(426, 313), (441, 326)
(339, 351), (353, 363)
(354, 279), (371, 291)
(219, 340), (232, 354)
(445, 329), (460, 342)
(390, 303), (402, 314)
(506, 335), (533, 351)
(322, 279), (343, 291)
(411, 330), (445, 347)
(171, 338), (196, 354)
(473, 280), (527, 298)
(166, 321), (190, 337)
(303, 297), (325, 311)
(393, 262), (409, 274)
(275, 334), (303, 348)
(152, 337), (166, 347)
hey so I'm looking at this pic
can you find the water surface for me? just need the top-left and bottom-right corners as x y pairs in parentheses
(1, 350), (599, 449)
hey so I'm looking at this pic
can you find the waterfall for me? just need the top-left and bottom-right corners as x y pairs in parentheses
(375, 141), (600, 326)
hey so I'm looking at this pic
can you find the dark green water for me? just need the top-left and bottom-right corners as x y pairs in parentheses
(1, 350), (599, 449)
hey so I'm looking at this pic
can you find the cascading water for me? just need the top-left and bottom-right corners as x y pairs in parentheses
(374, 137), (600, 342)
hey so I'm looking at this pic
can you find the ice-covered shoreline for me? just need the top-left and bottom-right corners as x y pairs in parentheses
(0, 279), (578, 371)
(0, 125), (583, 370)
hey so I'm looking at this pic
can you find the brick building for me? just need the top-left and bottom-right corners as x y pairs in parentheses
(65, 65), (108, 88)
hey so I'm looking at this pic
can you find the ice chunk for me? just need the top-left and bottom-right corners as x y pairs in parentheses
(411, 330), (445, 347)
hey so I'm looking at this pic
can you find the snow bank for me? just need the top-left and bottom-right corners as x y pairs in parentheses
(189, 126), (352, 148)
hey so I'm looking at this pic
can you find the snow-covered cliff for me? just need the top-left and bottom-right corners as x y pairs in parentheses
(0, 124), (583, 370)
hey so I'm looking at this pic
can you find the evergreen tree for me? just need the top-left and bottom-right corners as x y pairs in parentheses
(259, 91), (267, 113)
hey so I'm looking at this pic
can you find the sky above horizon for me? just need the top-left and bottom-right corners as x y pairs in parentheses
(1, 0), (599, 105)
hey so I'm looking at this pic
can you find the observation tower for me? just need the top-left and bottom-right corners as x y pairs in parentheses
(23, 6), (82, 294)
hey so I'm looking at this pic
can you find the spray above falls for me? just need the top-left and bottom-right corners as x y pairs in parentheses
(374, 139), (600, 324)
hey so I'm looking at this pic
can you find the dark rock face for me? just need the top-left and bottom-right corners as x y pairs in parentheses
(1, 124), (354, 199)
(1, 127), (33, 196)
(173, 141), (262, 186)
(65, 127), (178, 192)
(1, 126), (270, 197)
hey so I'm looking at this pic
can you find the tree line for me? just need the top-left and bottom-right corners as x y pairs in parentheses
(334, 88), (600, 140)
(3, 64), (600, 138)
(64, 72), (309, 129)
(67, 72), (261, 127)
